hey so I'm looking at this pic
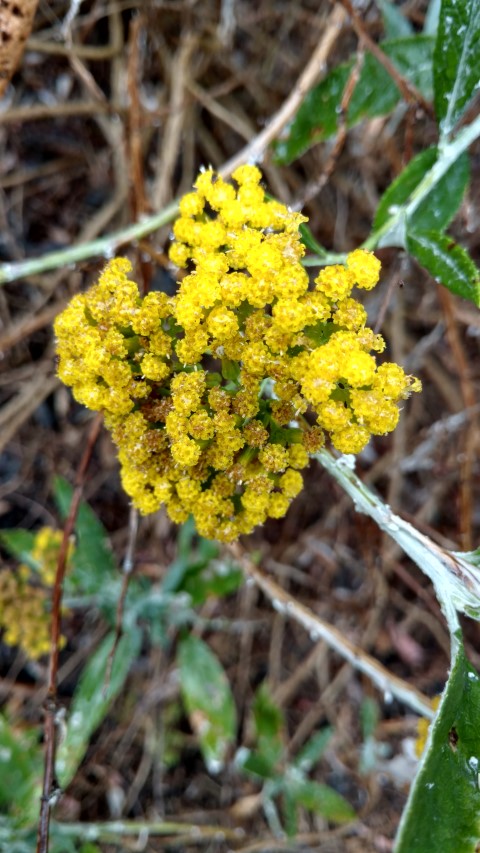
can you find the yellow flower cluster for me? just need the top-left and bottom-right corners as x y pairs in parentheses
(54, 166), (420, 541)
(0, 527), (71, 659)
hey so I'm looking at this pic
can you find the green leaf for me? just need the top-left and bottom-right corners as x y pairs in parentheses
(274, 36), (434, 165)
(181, 560), (243, 606)
(53, 476), (117, 594)
(434, 0), (480, 138)
(299, 223), (327, 257)
(238, 748), (277, 780)
(287, 777), (356, 823)
(293, 728), (333, 773)
(0, 530), (36, 569)
(252, 682), (284, 741)
(378, 0), (414, 39)
(395, 644), (480, 852)
(56, 629), (141, 787)
(0, 715), (42, 826)
(374, 147), (469, 235)
(162, 523), (242, 605)
(424, 0), (441, 35)
(178, 635), (237, 773)
(457, 549), (480, 569)
(251, 683), (285, 771)
(406, 230), (480, 305)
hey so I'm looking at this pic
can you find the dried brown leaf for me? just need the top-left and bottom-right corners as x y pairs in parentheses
(0, 0), (39, 96)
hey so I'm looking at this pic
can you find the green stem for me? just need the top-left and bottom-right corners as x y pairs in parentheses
(315, 449), (480, 641)
(363, 113), (480, 251)
(303, 114), (480, 267)
(0, 201), (179, 285)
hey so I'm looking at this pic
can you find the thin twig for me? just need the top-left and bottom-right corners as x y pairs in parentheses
(337, 0), (434, 118)
(152, 31), (197, 209)
(0, 101), (124, 124)
(228, 543), (434, 718)
(0, 8), (344, 287)
(293, 47), (365, 209)
(219, 4), (347, 177)
(36, 413), (103, 853)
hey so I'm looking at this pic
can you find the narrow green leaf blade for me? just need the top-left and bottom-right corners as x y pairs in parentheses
(56, 630), (141, 787)
(178, 635), (237, 773)
(434, 0), (480, 138)
(288, 778), (356, 823)
(407, 230), (480, 305)
(395, 644), (480, 852)
(293, 727), (333, 772)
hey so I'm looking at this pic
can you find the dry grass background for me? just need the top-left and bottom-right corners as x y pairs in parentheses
(0, 1), (479, 850)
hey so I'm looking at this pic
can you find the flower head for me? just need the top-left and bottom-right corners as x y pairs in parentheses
(55, 168), (421, 541)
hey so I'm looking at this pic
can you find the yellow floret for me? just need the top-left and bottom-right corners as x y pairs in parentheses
(346, 249), (381, 290)
(54, 166), (422, 543)
(232, 164), (263, 185)
(340, 350), (376, 387)
(331, 424), (371, 454)
(171, 437), (202, 467)
(315, 265), (355, 301)
(279, 469), (303, 499)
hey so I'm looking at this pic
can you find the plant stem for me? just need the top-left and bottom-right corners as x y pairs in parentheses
(315, 449), (480, 642)
(0, 202), (179, 285)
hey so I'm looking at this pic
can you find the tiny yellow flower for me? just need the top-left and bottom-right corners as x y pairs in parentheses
(55, 168), (421, 541)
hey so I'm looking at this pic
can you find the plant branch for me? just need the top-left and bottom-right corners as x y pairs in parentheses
(315, 450), (480, 640)
(229, 543), (434, 718)
(36, 413), (103, 853)
(337, 0), (434, 118)
(0, 5), (345, 287)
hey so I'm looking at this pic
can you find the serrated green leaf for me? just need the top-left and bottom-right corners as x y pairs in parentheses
(395, 644), (480, 852)
(274, 36), (434, 165)
(434, 0), (480, 138)
(0, 530), (36, 569)
(378, 0), (413, 39)
(374, 148), (437, 230)
(56, 630), (141, 787)
(53, 476), (117, 594)
(374, 147), (469, 236)
(288, 777), (356, 823)
(178, 635), (236, 773)
(407, 230), (480, 305)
